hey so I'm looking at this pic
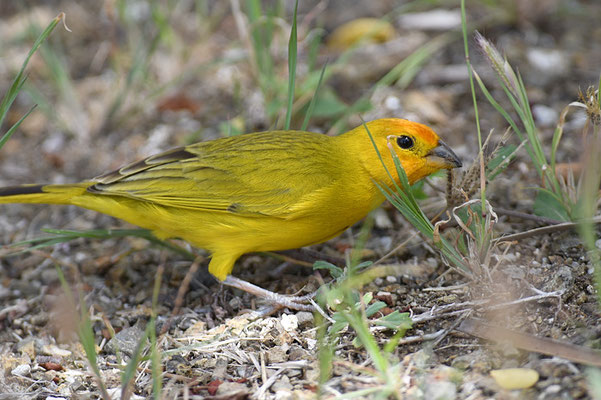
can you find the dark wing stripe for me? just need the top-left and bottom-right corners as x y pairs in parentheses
(0, 184), (45, 197)
(146, 148), (196, 164)
(94, 147), (197, 184)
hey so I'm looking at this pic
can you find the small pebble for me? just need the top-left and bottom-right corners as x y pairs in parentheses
(216, 381), (248, 396)
(280, 314), (298, 332)
(491, 368), (539, 389)
(271, 375), (293, 392)
(11, 364), (31, 377)
(274, 389), (294, 400)
(295, 311), (314, 328)
(532, 104), (558, 127)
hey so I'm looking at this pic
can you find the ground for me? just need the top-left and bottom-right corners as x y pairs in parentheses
(1, 1), (601, 399)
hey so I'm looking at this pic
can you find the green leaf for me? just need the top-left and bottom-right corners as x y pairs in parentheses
(329, 312), (349, 336)
(351, 260), (373, 275)
(365, 301), (387, 318)
(313, 260), (343, 279)
(373, 311), (412, 330)
(308, 88), (348, 117)
(487, 144), (517, 179)
(533, 189), (570, 221)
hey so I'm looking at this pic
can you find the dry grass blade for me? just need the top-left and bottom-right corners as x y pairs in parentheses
(458, 318), (601, 367)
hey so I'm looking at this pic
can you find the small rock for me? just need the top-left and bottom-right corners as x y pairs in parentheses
(491, 368), (539, 389)
(267, 346), (288, 364)
(106, 388), (145, 400)
(272, 375), (293, 392)
(423, 379), (457, 400)
(397, 9), (461, 30)
(213, 358), (228, 380)
(42, 344), (72, 358)
(305, 362), (320, 382)
(288, 344), (311, 361)
(280, 314), (298, 332)
(384, 95), (401, 111)
(374, 208), (393, 229)
(17, 339), (36, 360)
(216, 381), (248, 396)
(295, 311), (313, 328)
(40, 268), (59, 285)
(0, 285), (10, 300)
(274, 389), (294, 400)
(532, 104), (558, 127)
(184, 320), (207, 336)
(105, 326), (146, 358)
(527, 48), (568, 77)
(31, 313), (49, 326)
(11, 364), (31, 377)
(452, 349), (496, 371)
(285, 368), (303, 379)
(375, 291), (393, 306)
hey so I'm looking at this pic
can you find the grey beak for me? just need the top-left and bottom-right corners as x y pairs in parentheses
(427, 140), (462, 169)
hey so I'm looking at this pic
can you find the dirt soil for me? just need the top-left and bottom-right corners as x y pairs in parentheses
(1, 1), (601, 399)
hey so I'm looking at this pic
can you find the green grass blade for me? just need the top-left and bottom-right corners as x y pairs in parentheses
(55, 265), (111, 399)
(121, 326), (151, 398)
(301, 61), (328, 131)
(150, 267), (163, 399)
(0, 13), (63, 132)
(0, 105), (36, 149)
(284, 0), (298, 130)
(342, 311), (389, 374)
(7, 228), (196, 259)
(461, 3), (485, 211)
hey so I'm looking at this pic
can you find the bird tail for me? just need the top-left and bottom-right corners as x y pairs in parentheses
(0, 183), (90, 205)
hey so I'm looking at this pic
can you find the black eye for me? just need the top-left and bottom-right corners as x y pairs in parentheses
(396, 135), (414, 149)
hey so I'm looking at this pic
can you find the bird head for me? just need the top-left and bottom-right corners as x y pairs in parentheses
(347, 118), (462, 186)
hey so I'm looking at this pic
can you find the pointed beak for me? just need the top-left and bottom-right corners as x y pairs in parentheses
(427, 140), (462, 169)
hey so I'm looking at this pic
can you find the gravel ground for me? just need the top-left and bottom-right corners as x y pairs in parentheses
(1, 1), (601, 399)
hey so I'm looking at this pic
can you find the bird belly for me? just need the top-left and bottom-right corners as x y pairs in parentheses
(72, 193), (372, 255)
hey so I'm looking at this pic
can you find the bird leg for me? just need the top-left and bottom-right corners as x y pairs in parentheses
(222, 276), (315, 311)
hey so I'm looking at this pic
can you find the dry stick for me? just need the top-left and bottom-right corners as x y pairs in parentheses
(411, 290), (562, 324)
(494, 207), (563, 225)
(396, 329), (447, 345)
(495, 215), (601, 243)
(422, 283), (470, 292)
(256, 368), (286, 399)
(431, 310), (471, 348)
(160, 256), (203, 336)
(458, 317), (601, 367)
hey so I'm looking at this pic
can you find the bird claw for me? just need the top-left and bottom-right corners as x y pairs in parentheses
(222, 276), (315, 312)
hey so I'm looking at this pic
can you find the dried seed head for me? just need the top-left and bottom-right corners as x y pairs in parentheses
(577, 86), (601, 126)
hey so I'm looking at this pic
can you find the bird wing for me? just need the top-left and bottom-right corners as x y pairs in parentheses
(87, 132), (339, 218)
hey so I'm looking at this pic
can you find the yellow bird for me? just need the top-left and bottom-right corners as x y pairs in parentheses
(0, 119), (461, 308)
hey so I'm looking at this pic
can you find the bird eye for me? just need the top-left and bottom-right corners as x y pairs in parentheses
(396, 135), (414, 149)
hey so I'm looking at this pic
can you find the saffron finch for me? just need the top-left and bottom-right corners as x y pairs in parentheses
(0, 119), (461, 307)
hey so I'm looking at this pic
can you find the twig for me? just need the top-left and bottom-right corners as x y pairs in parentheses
(432, 310), (471, 348)
(160, 256), (203, 336)
(494, 207), (563, 225)
(495, 215), (601, 242)
(458, 317), (601, 367)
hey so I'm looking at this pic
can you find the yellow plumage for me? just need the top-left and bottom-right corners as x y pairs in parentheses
(0, 119), (461, 280)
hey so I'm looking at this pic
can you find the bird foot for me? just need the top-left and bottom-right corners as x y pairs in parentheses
(222, 276), (315, 311)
